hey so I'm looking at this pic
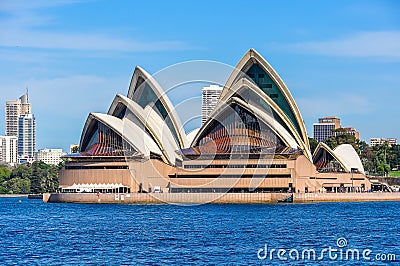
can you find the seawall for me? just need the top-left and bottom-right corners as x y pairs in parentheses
(43, 192), (400, 204)
(0, 194), (29, 198)
(44, 192), (290, 204)
(295, 192), (400, 202)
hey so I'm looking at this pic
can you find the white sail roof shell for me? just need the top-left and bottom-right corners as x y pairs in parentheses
(107, 94), (180, 165)
(334, 144), (365, 174)
(88, 112), (163, 160)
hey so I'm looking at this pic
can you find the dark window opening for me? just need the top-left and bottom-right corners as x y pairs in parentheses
(260, 84), (273, 89)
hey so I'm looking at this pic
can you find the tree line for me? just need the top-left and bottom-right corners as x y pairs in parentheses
(0, 161), (62, 194)
(309, 130), (400, 176)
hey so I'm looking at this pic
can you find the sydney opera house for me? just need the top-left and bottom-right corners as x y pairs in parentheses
(59, 49), (371, 195)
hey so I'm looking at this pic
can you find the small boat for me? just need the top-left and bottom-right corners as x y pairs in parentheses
(28, 194), (43, 200)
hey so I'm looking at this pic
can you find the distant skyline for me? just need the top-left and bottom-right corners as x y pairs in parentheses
(0, 0), (399, 152)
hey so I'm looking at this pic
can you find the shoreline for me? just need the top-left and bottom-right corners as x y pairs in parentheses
(43, 192), (400, 204)
(0, 194), (29, 198)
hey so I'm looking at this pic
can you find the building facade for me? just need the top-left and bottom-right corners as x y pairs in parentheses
(313, 116), (341, 142)
(343, 127), (360, 140)
(370, 138), (397, 147)
(18, 114), (36, 158)
(5, 92), (31, 137)
(202, 85), (223, 124)
(333, 127), (360, 140)
(35, 149), (67, 165)
(314, 123), (336, 142)
(0, 136), (18, 165)
(58, 49), (372, 196)
(314, 117), (359, 142)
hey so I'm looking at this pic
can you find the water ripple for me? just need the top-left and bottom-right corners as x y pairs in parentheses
(0, 199), (399, 265)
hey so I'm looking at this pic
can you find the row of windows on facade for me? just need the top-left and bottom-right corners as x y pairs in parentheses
(183, 164), (287, 169)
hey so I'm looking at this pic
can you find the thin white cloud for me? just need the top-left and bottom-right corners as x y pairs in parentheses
(0, 0), (190, 52)
(0, 0), (80, 12)
(284, 31), (400, 57)
(296, 93), (372, 117)
(0, 49), (54, 63)
(0, 29), (189, 51)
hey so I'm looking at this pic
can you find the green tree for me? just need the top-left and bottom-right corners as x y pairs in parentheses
(387, 144), (400, 170)
(1, 161), (62, 194)
(30, 161), (61, 193)
(10, 164), (32, 180)
(0, 186), (10, 194)
(44, 164), (60, 193)
(359, 140), (376, 174)
(30, 161), (51, 193)
(309, 138), (318, 155)
(323, 130), (358, 151)
(0, 165), (12, 194)
(5, 178), (31, 194)
(71, 146), (79, 153)
(0, 167), (11, 183)
(376, 163), (391, 176)
(373, 142), (392, 176)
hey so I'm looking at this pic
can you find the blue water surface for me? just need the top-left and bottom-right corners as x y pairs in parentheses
(0, 198), (399, 265)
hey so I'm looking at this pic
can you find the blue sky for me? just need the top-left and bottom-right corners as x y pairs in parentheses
(0, 0), (399, 152)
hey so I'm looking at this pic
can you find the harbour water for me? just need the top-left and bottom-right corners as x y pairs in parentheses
(0, 198), (399, 265)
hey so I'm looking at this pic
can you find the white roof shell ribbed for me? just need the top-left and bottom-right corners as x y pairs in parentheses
(334, 144), (365, 174)
(313, 142), (365, 174)
(86, 112), (163, 160)
(77, 49), (348, 168)
(222, 48), (310, 152)
(108, 94), (180, 165)
(143, 105), (181, 164)
(126, 66), (188, 148)
(232, 97), (299, 149)
(191, 78), (311, 159)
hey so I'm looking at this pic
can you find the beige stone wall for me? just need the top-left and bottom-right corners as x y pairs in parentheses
(59, 155), (372, 193)
(168, 177), (293, 190)
(295, 192), (400, 202)
(45, 192), (291, 204)
(59, 161), (139, 191)
(44, 192), (400, 204)
(128, 159), (175, 191)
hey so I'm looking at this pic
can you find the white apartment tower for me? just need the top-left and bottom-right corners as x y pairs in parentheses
(5, 91), (36, 160)
(18, 113), (36, 158)
(202, 85), (223, 124)
(0, 136), (18, 165)
(6, 92), (31, 137)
